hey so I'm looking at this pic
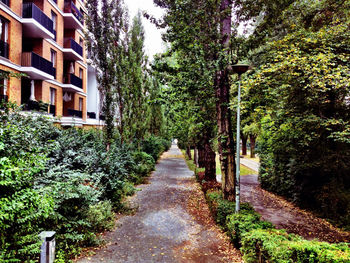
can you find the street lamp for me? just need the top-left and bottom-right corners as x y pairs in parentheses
(231, 64), (249, 213)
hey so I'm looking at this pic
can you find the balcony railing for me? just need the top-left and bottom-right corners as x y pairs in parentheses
(22, 52), (55, 76)
(87, 112), (96, 119)
(1, 0), (10, 7)
(65, 73), (83, 89)
(67, 109), (82, 118)
(0, 40), (9, 59)
(64, 1), (84, 25)
(24, 100), (40, 111)
(22, 3), (54, 34)
(64, 38), (83, 56)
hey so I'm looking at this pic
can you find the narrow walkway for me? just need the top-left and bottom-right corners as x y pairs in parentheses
(76, 145), (242, 263)
(216, 157), (349, 242)
(240, 158), (259, 172)
(241, 175), (350, 243)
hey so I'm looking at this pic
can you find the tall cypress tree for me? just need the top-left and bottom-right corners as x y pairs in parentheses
(85, 0), (127, 146)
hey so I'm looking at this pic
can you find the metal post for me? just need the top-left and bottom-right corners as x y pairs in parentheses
(39, 231), (56, 263)
(235, 74), (241, 213)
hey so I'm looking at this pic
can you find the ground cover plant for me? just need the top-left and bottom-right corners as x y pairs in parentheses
(0, 103), (170, 262)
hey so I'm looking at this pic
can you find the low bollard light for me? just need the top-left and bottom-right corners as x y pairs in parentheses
(39, 231), (56, 263)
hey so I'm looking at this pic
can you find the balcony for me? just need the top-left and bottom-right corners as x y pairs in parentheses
(67, 108), (82, 118)
(63, 38), (83, 61)
(0, 40), (9, 59)
(87, 111), (96, 119)
(0, 0), (9, 7)
(22, 3), (55, 39)
(23, 100), (50, 113)
(21, 52), (55, 80)
(61, 73), (83, 92)
(63, 0), (84, 29)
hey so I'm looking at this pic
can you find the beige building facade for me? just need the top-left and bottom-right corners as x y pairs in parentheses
(0, 0), (95, 127)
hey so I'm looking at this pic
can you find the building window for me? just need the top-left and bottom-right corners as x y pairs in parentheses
(79, 97), (83, 111)
(79, 37), (83, 47)
(79, 68), (83, 79)
(51, 49), (57, 67)
(51, 49), (57, 79)
(0, 16), (9, 59)
(51, 11), (57, 41)
(50, 88), (56, 105)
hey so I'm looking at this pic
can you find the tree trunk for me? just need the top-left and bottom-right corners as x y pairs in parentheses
(204, 140), (216, 181)
(242, 134), (248, 156)
(250, 135), (256, 158)
(215, 0), (235, 201)
(194, 146), (199, 167)
(186, 145), (192, 160)
(198, 146), (205, 168)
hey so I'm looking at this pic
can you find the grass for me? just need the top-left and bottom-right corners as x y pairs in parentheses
(242, 150), (260, 163)
(186, 150), (257, 176)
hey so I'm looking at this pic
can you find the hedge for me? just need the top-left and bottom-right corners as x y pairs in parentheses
(205, 190), (350, 263)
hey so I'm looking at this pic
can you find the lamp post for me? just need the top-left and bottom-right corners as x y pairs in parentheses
(231, 64), (249, 213)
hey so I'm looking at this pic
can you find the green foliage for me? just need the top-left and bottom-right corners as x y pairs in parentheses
(241, 0), (350, 228)
(206, 191), (235, 227)
(241, 229), (350, 263)
(142, 135), (171, 161)
(133, 151), (155, 177)
(86, 201), (115, 233)
(205, 189), (350, 263)
(0, 106), (55, 262)
(226, 205), (274, 247)
(0, 103), (167, 261)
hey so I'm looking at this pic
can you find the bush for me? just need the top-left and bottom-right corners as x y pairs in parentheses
(142, 135), (170, 161)
(205, 189), (350, 263)
(206, 190), (235, 227)
(132, 151), (155, 178)
(226, 205), (274, 247)
(0, 104), (169, 261)
(0, 111), (55, 262)
(241, 229), (350, 263)
(87, 201), (115, 233)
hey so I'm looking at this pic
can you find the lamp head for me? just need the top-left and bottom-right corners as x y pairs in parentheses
(231, 64), (250, 75)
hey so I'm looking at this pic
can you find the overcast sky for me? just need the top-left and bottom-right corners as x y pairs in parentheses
(124, 0), (166, 60)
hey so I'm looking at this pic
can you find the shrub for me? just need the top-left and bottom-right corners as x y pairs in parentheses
(226, 205), (274, 247)
(87, 201), (115, 233)
(142, 135), (170, 161)
(0, 104), (168, 260)
(0, 111), (55, 262)
(241, 229), (350, 263)
(206, 190), (235, 227)
(133, 151), (155, 177)
(205, 189), (350, 263)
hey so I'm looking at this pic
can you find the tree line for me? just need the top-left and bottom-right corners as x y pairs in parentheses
(152, 0), (350, 228)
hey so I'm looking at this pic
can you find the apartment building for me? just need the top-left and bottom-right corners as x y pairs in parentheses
(0, 0), (102, 127)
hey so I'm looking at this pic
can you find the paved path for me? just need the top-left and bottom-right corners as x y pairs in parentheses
(76, 145), (242, 263)
(216, 158), (349, 242)
(240, 158), (259, 172)
(241, 174), (350, 243)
